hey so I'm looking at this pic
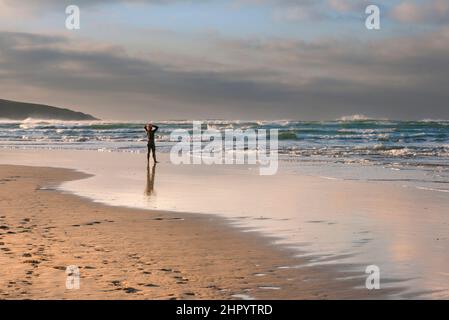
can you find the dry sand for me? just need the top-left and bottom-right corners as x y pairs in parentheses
(0, 165), (396, 299)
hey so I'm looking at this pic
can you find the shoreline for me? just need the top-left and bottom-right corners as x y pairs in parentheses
(0, 164), (396, 299)
(1, 149), (449, 298)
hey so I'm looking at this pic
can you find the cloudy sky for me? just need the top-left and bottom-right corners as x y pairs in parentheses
(0, 0), (448, 120)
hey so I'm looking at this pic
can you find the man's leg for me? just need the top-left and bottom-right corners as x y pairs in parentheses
(151, 144), (158, 163)
(147, 144), (151, 165)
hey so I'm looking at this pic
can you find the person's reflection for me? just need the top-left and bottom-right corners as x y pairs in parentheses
(145, 163), (156, 197)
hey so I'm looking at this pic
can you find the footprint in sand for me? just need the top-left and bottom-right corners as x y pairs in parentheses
(85, 221), (102, 226)
(111, 280), (122, 288)
(123, 287), (141, 294)
(184, 292), (195, 297)
(53, 266), (66, 271)
(84, 266), (96, 270)
(174, 275), (189, 284)
(110, 281), (141, 294)
(23, 260), (41, 267)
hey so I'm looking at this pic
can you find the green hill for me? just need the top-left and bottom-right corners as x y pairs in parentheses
(0, 99), (98, 121)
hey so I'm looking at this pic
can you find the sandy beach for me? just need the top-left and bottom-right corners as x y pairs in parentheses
(0, 163), (400, 300)
(1, 147), (449, 299)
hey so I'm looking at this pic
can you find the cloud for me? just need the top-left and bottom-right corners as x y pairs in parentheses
(0, 0), (192, 7)
(267, 0), (330, 21)
(1, 26), (449, 120)
(266, 0), (379, 22)
(328, 0), (353, 13)
(0, 0), (200, 17)
(0, 31), (302, 118)
(391, 0), (449, 24)
(326, 0), (373, 14)
(267, 0), (449, 24)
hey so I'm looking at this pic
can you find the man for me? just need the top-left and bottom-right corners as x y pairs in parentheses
(144, 123), (159, 164)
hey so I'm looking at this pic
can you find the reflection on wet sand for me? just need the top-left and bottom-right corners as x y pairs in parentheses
(3, 150), (449, 298)
(145, 164), (156, 197)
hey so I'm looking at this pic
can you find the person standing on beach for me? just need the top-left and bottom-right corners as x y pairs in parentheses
(144, 123), (159, 164)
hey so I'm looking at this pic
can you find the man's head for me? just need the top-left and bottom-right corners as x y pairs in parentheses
(145, 123), (153, 131)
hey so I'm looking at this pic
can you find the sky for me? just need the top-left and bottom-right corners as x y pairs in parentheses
(0, 0), (449, 120)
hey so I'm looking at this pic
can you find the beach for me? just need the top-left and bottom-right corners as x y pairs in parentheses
(1, 149), (449, 299)
(0, 163), (394, 300)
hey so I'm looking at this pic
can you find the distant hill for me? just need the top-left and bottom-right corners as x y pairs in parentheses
(0, 99), (98, 121)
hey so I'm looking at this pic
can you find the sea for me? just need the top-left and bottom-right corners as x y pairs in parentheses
(1, 117), (449, 192)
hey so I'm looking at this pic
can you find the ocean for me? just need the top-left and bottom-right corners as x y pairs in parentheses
(1, 118), (449, 192)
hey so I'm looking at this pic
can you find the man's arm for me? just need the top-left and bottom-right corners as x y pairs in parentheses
(152, 125), (159, 132)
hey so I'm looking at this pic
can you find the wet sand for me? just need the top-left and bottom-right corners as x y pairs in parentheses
(0, 164), (393, 299)
(2, 149), (449, 298)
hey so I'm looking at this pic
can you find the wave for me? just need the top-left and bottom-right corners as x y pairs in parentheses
(338, 114), (371, 121)
(415, 186), (449, 193)
(420, 119), (449, 123)
(278, 131), (298, 140)
(1, 119), (449, 158)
